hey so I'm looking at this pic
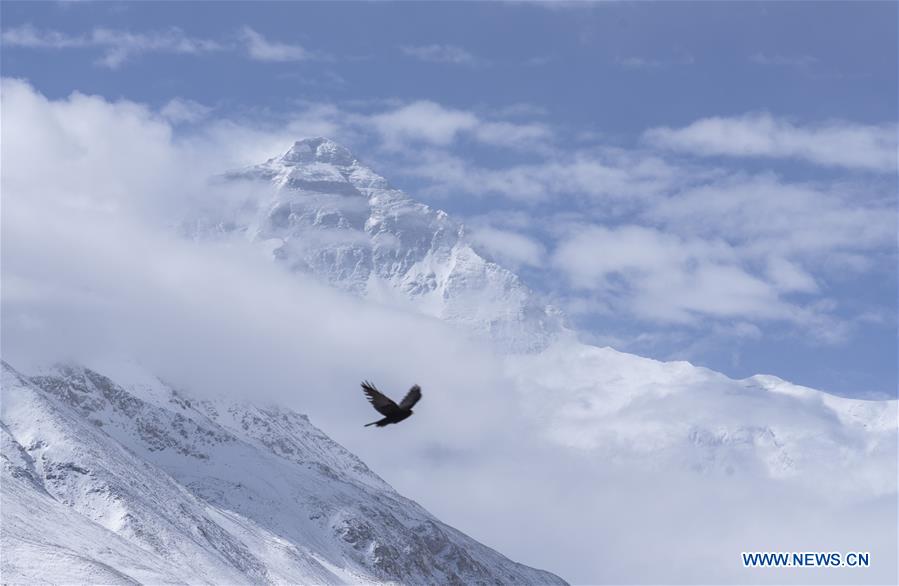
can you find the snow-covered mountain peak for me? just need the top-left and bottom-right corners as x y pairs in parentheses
(226, 137), (392, 197)
(279, 137), (357, 167)
(215, 138), (567, 352)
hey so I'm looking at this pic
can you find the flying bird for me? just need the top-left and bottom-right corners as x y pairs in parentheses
(361, 380), (421, 427)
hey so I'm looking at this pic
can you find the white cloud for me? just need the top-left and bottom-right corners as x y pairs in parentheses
(629, 171), (893, 341)
(239, 27), (313, 62)
(160, 98), (212, 124)
(616, 56), (662, 69)
(1, 24), (86, 48)
(546, 166), (894, 335)
(644, 112), (898, 172)
(400, 44), (480, 65)
(365, 100), (552, 150)
(1, 25), (325, 66)
(491, 102), (549, 118)
(750, 52), (817, 68)
(1, 24), (222, 68)
(472, 121), (553, 148)
(765, 256), (818, 294)
(468, 226), (546, 269)
(524, 55), (553, 67)
(615, 53), (694, 69)
(552, 224), (796, 324)
(369, 101), (479, 146)
(402, 147), (685, 203)
(645, 173), (896, 262)
(1, 78), (180, 213)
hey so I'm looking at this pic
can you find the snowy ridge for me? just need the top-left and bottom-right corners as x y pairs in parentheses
(507, 341), (896, 492)
(1, 360), (566, 585)
(217, 137), (565, 353)
(744, 373), (897, 433)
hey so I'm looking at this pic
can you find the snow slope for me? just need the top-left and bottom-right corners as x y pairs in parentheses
(1, 361), (566, 585)
(507, 341), (896, 495)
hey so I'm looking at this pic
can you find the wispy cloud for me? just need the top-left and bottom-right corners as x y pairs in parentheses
(400, 44), (481, 66)
(1, 24), (86, 48)
(369, 101), (479, 146)
(615, 53), (694, 70)
(546, 167), (894, 339)
(160, 98), (212, 124)
(644, 113), (898, 172)
(400, 147), (685, 203)
(550, 222), (872, 347)
(750, 52), (817, 68)
(239, 27), (314, 62)
(1, 24), (324, 67)
(1, 24), (222, 68)
(468, 225), (547, 269)
(615, 56), (663, 70)
(366, 100), (552, 150)
(553, 224), (793, 324)
(524, 55), (553, 67)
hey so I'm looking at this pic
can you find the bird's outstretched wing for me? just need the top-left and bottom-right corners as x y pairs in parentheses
(361, 381), (400, 416)
(398, 384), (422, 410)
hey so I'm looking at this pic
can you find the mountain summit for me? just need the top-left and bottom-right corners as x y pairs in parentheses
(280, 137), (358, 166)
(219, 138), (566, 352)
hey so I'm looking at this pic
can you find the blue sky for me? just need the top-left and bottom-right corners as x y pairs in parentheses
(2, 1), (896, 397)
